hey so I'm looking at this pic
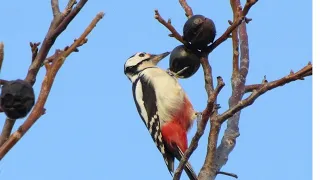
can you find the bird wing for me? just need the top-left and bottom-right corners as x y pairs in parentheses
(132, 74), (175, 173)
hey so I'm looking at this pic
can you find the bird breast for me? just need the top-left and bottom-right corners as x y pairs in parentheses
(143, 68), (191, 127)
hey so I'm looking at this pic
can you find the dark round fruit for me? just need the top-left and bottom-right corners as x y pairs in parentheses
(169, 45), (200, 78)
(0, 79), (35, 119)
(183, 15), (216, 50)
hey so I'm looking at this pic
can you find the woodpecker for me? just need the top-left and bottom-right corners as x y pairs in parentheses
(124, 52), (198, 180)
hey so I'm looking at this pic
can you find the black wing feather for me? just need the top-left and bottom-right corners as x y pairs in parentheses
(132, 75), (175, 173)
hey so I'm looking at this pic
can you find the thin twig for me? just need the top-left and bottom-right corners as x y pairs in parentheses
(244, 84), (261, 93)
(201, 56), (215, 96)
(0, 12), (105, 160)
(206, 0), (257, 53)
(62, 0), (77, 17)
(44, 38), (88, 64)
(154, 10), (185, 43)
(206, 16), (244, 53)
(30, 42), (41, 62)
(52, 0), (88, 38)
(0, 119), (16, 146)
(25, 0), (88, 85)
(217, 171), (238, 179)
(242, 0), (258, 16)
(0, 42), (4, 73)
(179, 0), (193, 18)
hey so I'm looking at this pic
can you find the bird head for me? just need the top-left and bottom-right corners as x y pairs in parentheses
(124, 52), (170, 82)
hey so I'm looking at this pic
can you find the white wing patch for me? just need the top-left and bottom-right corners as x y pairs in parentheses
(134, 80), (149, 124)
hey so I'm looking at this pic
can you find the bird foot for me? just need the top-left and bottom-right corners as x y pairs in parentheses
(166, 67), (189, 78)
(195, 112), (202, 122)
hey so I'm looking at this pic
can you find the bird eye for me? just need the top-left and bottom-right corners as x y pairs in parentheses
(139, 53), (145, 57)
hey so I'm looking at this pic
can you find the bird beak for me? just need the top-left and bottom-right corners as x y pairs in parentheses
(150, 52), (170, 64)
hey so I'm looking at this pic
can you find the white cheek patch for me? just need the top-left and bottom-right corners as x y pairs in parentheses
(126, 57), (141, 67)
(125, 52), (151, 67)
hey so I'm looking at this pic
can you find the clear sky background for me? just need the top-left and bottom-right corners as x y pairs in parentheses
(0, 0), (312, 180)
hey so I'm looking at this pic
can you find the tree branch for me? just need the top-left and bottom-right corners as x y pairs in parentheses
(205, 0), (257, 53)
(155, 0), (256, 54)
(0, 12), (105, 160)
(0, 43), (16, 147)
(25, 0), (88, 85)
(242, 0), (258, 17)
(154, 10), (185, 43)
(216, 171), (238, 179)
(30, 42), (41, 62)
(213, 1), (251, 178)
(179, 0), (193, 18)
(0, 42), (4, 73)
(153, 1), (311, 180)
(173, 77), (224, 180)
(62, 0), (77, 17)
(230, 6), (241, 80)
(218, 64), (312, 123)
(0, 0), (89, 147)
(0, 119), (16, 146)
(173, 55), (225, 180)
(52, 0), (88, 38)
(51, 0), (60, 17)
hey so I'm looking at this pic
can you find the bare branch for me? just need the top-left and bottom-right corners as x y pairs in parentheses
(239, 17), (250, 78)
(0, 0), (90, 144)
(0, 12), (104, 160)
(206, 16), (244, 53)
(218, 64), (312, 123)
(217, 171), (238, 179)
(44, 38), (88, 64)
(201, 56), (215, 96)
(0, 42), (4, 73)
(179, 0), (193, 18)
(173, 73), (225, 180)
(62, 0), (77, 17)
(155, 0), (256, 54)
(51, 0), (61, 17)
(154, 10), (185, 43)
(52, 0), (88, 38)
(30, 42), (41, 62)
(26, 0), (88, 85)
(0, 119), (16, 146)
(242, 0), (258, 16)
(198, 111), (221, 179)
(206, 0), (257, 53)
(244, 84), (261, 93)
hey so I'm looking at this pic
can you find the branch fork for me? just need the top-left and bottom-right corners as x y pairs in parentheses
(0, 0), (104, 160)
(153, 1), (311, 180)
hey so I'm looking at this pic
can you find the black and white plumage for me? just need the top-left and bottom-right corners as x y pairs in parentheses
(124, 52), (198, 180)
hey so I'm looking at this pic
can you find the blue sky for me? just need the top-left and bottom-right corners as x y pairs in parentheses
(0, 0), (311, 180)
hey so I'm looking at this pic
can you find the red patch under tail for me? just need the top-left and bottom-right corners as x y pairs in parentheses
(171, 95), (194, 131)
(161, 121), (188, 152)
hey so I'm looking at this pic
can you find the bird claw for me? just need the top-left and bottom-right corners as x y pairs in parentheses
(166, 67), (189, 78)
(214, 104), (221, 110)
(195, 112), (202, 122)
